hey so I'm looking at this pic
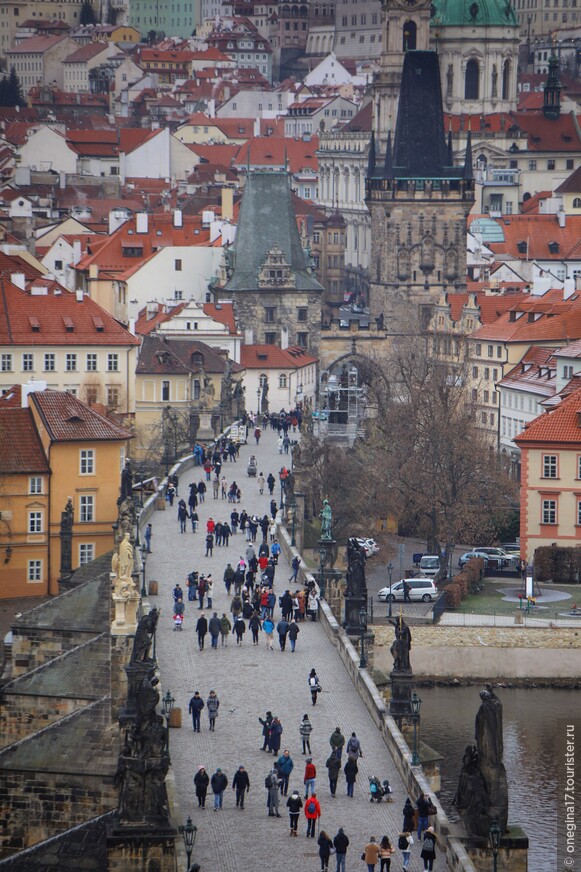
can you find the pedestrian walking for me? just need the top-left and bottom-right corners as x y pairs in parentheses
(197, 575), (207, 609)
(231, 594), (243, 619)
(276, 617), (290, 651)
(210, 767), (228, 810)
(329, 726), (345, 759)
(346, 732), (363, 759)
(259, 711), (273, 751)
(318, 831), (334, 872)
(197, 480), (206, 502)
(416, 792), (431, 839)
(249, 610), (262, 644)
(178, 500), (188, 532)
(207, 689), (219, 731)
(224, 563), (235, 595)
(289, 555), (300, 583)
(333, 828), (350, 872)
(287, 789), (303, 836)
(325, 749), (341, 797)
(305, 792), (321, 838)
(304, 757), (316, 798)
(186, 571), (198, 602)
(144, 523), (152, 552)
(205, 532), (214, 556)
(300, 714), (313, 755)
(254, 426), (261, 445)
(379, 836), (394, 872)
(208, 612), (221, 649)
(166, 482), (176, 506)
(277, 434), (284, 453)
(232, 765), (250, 810)
(309, 668), (321, 705)
(263, 616), (275, 650)
(402, 798), (415, 833)
(420, 827), (437, 871)
(212, 478), (219, 499)
(267, 472), (276, 494)
(206, 575), (213, 608)
(233, 615), (246, 645)
(221, 476), (228, 499)
(194, 765), (209, 808)
(257, 472), (265, 494)
(188, 691), (204, 732)
(189, 509), (199, 532)
(266, 769), (281, 817)
(398, 832), (414, 870)
(268, 716), (283, 755)
(288, 619), (300, 652)
(403, 579), (411, 603)
(363, 837), (381, 872)
(276, 749), (294, 796)
(220, 613), (232, 646)
(196, 613), (207, 650)
(344, 755), (358, 797)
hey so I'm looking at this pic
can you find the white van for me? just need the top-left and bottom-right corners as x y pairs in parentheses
(419, 555), (441, 578)
(377, 578), (438, 603)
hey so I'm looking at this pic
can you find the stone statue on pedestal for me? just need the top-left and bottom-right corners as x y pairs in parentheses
(120, 458), (133, 501)
(455, 685), (509, 838)
(320, 499), (333, 540)
(389, 616), (412, 673)
(345, 538), (366, 597)
(118, 533), (134, 580)
(131, 609), (159, 663)
(59, 496), (74, 577)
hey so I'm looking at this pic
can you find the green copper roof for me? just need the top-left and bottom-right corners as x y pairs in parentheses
(431, 0), (518, 27)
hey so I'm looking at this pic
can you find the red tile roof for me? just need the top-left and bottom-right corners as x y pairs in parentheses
(471, 292), (581, 343)
(443, 292), (530, 324)
(555, 166), (581, 195)
(515, 385), (581, 445)
(63, 42), (109, 63)
(203, 302), (237, 334)
(235, 136), (319, 174)
(30, 390), (132, 442)
(188, 143), (240, 166)
(478, 214), (581, 260)
(520, 190), (553, 214)
(0, 281), (139, 347)
(0, 407), (49, 474)
(137, 334), (242, 375)
(211, 117), (256, 140)
(512, 112), (581, 152)
(240, 344), (318, 369)
(6, 35), (69, 54)
(134, 302), (187, 336)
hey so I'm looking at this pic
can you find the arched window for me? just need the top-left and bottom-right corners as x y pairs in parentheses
(502, 59), (510, 100)
(465, 59), (479, 100)
(402, 20), (416, 52)
(573, 198), (581, 208)
(259, 373), (268, 387)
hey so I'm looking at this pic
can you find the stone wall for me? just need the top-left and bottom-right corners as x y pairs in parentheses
(0, 693), (93, 750)
(231, 289), (322, 355)
(9, 627), (97, 679)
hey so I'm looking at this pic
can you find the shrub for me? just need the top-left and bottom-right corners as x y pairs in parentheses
(444, 583), (462, 609)
(454, 573), (469, 598)
(461, 557), (484, 593)
(534, 546), (581, 584)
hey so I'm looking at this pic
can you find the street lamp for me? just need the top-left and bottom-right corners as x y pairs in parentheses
(257, 386), (261, 415)
(288, 498), (297, 547)
(387, 562), (393, 618)
(179, 815), (198, 871)
(410, 691), (422, 765)
(358, 606), (367, 669)
(161, 689), (175, 753)
(140, 544), (147, 598)
(489, 819), (501, 872)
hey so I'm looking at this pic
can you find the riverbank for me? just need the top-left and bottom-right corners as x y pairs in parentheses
(374, 624), (581, 684)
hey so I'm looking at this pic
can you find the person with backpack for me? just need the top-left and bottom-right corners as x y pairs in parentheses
(344, 755), (358, 797)
(420, 827), (437, 871)
(398, 832), (414, 870)
(346, 732), (363, 759)
(304, 757), (316, 798)
(329, 727), (345, 759)
(333, 828), (350, 872)
(265, 768), (281, 817)
(232, 765), (250, 810)
(286, 789), (303, 836)
(309, 669), (321, 705)
(300, 714), (313, 755)
(305, 792), (321, 838)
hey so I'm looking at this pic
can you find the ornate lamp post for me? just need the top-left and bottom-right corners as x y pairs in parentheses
(489, 819), (501, 872)
(387, 562), (393, 618)
(179, 815), (197, 871)
(161, 689), (175, 753)
(140, 544), (147, 597)
(410, 691), (422, 765)
(288, 497), (297, 547)
(256, 386), (261, 415)
(358, 606), (367, 668)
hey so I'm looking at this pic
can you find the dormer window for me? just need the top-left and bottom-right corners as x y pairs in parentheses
(548, 241), (559, 254)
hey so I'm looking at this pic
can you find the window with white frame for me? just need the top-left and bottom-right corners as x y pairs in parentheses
(107, 353), (119, 372)
(79, 494), (94, 522)
(28, 510), (43, 533)
(80, 449), (95, 475)
(79, 543), (95, 565)
(1, 353), (13, 371)
(542, 455), (557, 478)
(28, 559), (42, 582)
(86, 353), (98, 372)
(66, 352), (77, 371)
(279, 374), (287, 388)
(542, 499), (556, 524)
(44, 352), (56, 372)
(22, 353), (34, 372)
(29, 476), (43, 494)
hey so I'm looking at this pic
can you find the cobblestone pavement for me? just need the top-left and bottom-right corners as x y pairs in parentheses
(148, 427), (429, 872)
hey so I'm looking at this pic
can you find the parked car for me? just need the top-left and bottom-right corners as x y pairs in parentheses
(355, 537), (379, 557)
(473, 547), (517, 568)
(458, 550), (490, 569)
(377, 578), (438, 603)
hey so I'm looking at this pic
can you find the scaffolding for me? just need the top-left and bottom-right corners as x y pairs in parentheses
(314, 361), (366, 445)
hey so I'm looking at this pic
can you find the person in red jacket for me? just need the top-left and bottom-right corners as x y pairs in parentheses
(207, 517), (215, 534)
(304, 792), (321, 838)
(304, 758), (316, 798)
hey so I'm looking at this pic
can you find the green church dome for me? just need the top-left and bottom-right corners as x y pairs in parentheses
(431, 0), (518, 27)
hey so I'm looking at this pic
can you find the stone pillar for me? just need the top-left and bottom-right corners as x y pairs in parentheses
(389, 669), (413, 727)
(324, 569), (344, 623)
(120, 661), (154, 725)
(107, 823), (178, 872)
(465, 828), (529, 872)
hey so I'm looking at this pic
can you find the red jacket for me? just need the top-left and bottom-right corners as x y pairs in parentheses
(304, 795), (321, 819)
(207, 519), (215, 533)
(304, 763), (316, 782)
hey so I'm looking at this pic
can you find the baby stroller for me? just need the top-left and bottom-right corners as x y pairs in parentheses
(369, 776), (393, 802)
(173, 612), (184, 631)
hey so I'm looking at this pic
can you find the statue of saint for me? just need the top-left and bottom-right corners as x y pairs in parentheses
(345, 538), (366, 596)
(59, 496), (74, 575)
(320, 499), (333, 540)
(131, 608), (159, 663)
(118, 533), (134, 579)
(120, 458), (133, 501)
(389, 616), (412, 672)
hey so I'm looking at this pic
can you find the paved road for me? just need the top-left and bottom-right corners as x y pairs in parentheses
(147, 427), (430, 871)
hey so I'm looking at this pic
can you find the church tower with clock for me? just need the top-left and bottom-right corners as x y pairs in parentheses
(374, 0), (432, 154)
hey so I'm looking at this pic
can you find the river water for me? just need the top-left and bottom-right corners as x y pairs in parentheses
(420, 686), (575, 870)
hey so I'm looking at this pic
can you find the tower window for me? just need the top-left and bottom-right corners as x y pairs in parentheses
(465, 59), (479, 100)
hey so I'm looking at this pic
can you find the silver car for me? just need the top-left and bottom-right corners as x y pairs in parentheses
(377, 578), (437, 603)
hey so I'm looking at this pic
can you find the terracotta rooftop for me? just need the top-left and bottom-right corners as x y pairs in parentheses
(471, 292), (581, 343)
(6, 35), (69, 54)
(240, 344), (318, 369)
(29, 390), (132, 442)
(0, 407), (50, 474)
(137, 334), (242, 375)
(235, 136), (319, 174)
(445, 292), (530, 324)
(515, 385), (581, 445)
(475, 214), (581, 260)
(498, 345), (557, 397)
(63, 42), (110, 63)
(555, 166), (581, 195)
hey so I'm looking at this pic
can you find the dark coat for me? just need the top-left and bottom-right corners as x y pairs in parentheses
(188, 695), (204, 715)
(233, 770), (250, 792)
(326, 753), (341, 780)
(211, 772), (228, 793)
(344, 757), (358, 784)
(196, 617), (208, 636)
(194, 769), (209, 796)
(269, 720), (283, 752)
(333, 831), (350, 853)
(318, 835), (333, 859)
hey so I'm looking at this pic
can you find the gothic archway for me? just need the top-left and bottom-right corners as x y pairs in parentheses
(402, 20), (417, 52)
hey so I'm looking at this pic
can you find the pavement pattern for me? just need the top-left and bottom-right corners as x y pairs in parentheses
(148, 427), (430, 872)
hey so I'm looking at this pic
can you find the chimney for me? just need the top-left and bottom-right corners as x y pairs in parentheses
(221, 187), (234, 221)
(59, 170), (66, 190)
(76, 290), (84, 302)
(109, 208), (129, 235)
(136, 212), (149, 234)
(21, 378), (47, 408)
(72, 239), (81, 265)
(557, 207), (566, 228)
(173, 209), (183, 227)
